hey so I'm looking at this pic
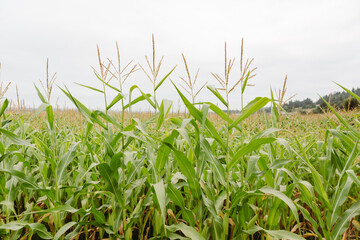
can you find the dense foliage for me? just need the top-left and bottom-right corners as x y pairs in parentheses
(281, 88), (360, 113)
(0, 42), (359, 239)
(0, 80), (359, 239)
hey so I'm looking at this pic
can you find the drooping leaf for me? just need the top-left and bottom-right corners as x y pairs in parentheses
(0, 222), (52, 239)
(244, 225), (304, 240)
(54, 222), (77, 240)
(0, 128), (33, 147)
(259, 186), (300, 224)
(167, 223), (205, 240)
(0, 169), (41, 190)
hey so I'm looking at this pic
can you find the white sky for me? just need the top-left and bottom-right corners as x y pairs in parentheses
(1, 0), (360, 111)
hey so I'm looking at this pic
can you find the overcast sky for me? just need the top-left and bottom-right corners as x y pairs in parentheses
(1, 0), (359, 111)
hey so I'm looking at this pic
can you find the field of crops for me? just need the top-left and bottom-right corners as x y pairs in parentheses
(0, 44), (359, 240)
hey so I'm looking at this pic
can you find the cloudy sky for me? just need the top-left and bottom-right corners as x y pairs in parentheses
(1, 0), (359, 111)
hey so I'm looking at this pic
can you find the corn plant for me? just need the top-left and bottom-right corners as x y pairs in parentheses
(0, 41), (359, 240)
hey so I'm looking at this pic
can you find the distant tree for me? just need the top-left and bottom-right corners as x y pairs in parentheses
(317, 87), (360, 110)
(283, 98), (315, 111)
(312, 106), (323, 114)
(262, 87), (360, 113)
(342, 97), (359, 110)
(303, 98), (315, 108)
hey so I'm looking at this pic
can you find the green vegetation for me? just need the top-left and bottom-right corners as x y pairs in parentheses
(282, 88), (360, 113)
(0, 40), (359, 240)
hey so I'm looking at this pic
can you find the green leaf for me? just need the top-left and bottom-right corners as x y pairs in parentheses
(0, 128), (33, 147)
(292, 138), (333, 211)
(196, 102), (242, 132)
(259, 186), (300, 224)
(0, 222), (24, 231)
(241, 71), (250, 94)
(94, 72), (121, 92)
(328, 142), (359, 226)
(54, 222), (77, 240)
(319, 95), (360, 139)
(253, 127), (282, 140)
(29, 223), (53, 239)
(33, 204), (78, 214)
(167, 223), (205, 240)
(296, 204), (322, 238)
(229, 97), (270, 129)
(207, 85), (228, 107)
(200, 102), (230, 123)
(75, 82), (104, 93)
(93, 110), (122, 129)
(269, 159), (292, 169)
(90, 206), (106, 224)
(0, 200), (15, 216)
(202, 196), (219, 219)
(171, 148), (201, 199)
(329, 176), (353, 226)
(155, 65), (176, 91)
(107, 93), (124, 110)
(172, 81), (227, 151)
(34, 84), (48, 103)
(227, 137), (276, 170)
(123, 93), (152, 110)
(334, 82), (360, 102)
(57, 142), (79, 184)
(201, 103), (210, 126)
(0, 222), (52, 239)
(332, 201), (360, 240)
(157, 99), (173, 129)
(167, 182), (185, 207)
(245, 156), (260, 181)
(347, 170), (360, 187)
(46, 105), (54, 129)
(59, 85), (108, 129)
(0, 98), (9, 117)
(98, 163), (124, 207)
(270, 88), (279, 127)
(200, 137), (226, 185)
(157, 130), (179, 172)
(153, 179), (166, 225)
(124, 85), (155, 109)
(34, 102), (50, 117)
(0, 169), (41, 190)
(244, 225), (304, 240)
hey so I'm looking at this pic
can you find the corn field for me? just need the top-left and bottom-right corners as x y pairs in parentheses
(0, 41), (359, 240)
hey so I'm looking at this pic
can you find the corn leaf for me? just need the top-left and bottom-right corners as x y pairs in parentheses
(229, 97), (270, 129)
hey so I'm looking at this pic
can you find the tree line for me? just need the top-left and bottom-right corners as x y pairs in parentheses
(282, 87), (360, 113)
